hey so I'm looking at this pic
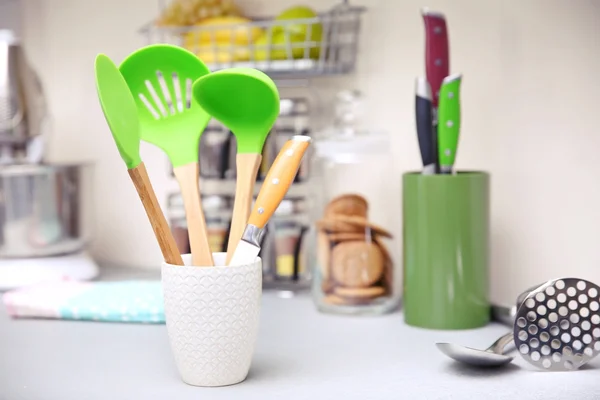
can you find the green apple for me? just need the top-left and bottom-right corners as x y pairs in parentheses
(252, 31), (301, 61)
(253, 5), (323, 60)
(274, 6), (322, 39)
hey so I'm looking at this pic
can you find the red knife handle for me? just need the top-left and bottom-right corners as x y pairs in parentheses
(422, 9), (449, 107)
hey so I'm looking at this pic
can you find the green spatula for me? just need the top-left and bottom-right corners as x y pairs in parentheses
(119, 44), (214, 267)
(192, 68), (280, 265)
(94, 54), (183, 266)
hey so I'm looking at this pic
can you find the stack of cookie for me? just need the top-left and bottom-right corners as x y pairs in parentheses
(316, 194), (393, 306)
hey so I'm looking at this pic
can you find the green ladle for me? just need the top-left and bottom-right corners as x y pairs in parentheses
(94, 54), (183, 266)
(119, 44), (214, 267)
(192, 68), (280, 265)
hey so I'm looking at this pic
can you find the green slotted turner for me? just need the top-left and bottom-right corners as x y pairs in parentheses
(192, 68), (280, 265)
(119, 44), (214, 267)
(94, 54), (183, 266)
(437, 73), (462, 174)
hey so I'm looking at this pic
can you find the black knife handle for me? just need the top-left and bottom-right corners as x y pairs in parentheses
(432, 116), (440, 174)
(415, 78), (437, 174)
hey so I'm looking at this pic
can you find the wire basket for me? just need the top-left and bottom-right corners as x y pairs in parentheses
(140, 1), (366, 78)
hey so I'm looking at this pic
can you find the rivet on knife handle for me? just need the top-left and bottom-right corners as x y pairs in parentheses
(248, 135), (311, 229)
(437, 73), (462, 174)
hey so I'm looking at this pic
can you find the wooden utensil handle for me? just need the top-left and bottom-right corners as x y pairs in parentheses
(173, 162), (214, 267)
(128, 162), (184, 266)
(225, 153), (262, 265)
(248, 136), (310, 229)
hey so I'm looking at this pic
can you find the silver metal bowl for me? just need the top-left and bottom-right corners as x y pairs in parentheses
(0, 163), (93, 258)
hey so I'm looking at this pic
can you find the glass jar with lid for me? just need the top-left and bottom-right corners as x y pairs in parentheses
(311, 90), (399, 315)
(261, 197), (312, 294)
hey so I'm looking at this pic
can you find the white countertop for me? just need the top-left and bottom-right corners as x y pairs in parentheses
(1, 269), (599, 399)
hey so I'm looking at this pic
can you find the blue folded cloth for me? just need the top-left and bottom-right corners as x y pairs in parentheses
(3, 280), (165, 323)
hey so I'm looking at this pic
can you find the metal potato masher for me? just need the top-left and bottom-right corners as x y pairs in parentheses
(437, 278), (600, 371)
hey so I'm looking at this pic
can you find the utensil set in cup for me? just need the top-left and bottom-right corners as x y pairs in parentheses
(95, 44), (311, 268)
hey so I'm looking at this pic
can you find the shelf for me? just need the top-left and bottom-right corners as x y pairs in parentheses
(203, 178), (310, 197)
(167, 179), (311, 218)
(140, 2), (366, 79)
(166, 178), (310, 201)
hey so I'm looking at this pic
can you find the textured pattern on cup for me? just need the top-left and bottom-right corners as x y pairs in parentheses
(162, 253), (262, 387)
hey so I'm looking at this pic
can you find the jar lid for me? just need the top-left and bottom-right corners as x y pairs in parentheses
(0, 30), (19, 45)
(275, 199), (295, 216)
(202, 195), (230, 211)
(315, 131), (390, 162)
(168, 193), (183, 208)
(279, 97), (309, 116)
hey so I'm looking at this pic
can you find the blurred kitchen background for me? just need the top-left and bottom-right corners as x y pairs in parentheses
(1, 0), (599, 307)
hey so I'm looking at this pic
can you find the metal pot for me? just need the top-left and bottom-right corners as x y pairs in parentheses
(0, 163), (92, 258)
(0, 29), (47, 144)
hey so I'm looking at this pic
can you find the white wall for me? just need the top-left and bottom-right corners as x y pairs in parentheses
(18, 0), (600, 306)
(0, 0), (22, 33)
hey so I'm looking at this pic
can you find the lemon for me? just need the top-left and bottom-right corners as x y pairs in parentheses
(193, 44), (250, 63)
(182, 16), (263, 48)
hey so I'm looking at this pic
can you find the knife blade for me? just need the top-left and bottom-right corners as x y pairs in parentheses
(415, 77), (436, 175)
(437, 73), (462, 174)
(421, 8), (450, 109)
(228, 135), (312, 266)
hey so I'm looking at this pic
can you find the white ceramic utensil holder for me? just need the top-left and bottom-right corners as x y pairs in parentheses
(162, 252), (262, 387)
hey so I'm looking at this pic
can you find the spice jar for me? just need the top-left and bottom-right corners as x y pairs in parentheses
(311, 90), (399, 315)
(261, 197), (312, 294)
(198, 122), (232, 179)
(167, 193), (190, 254)
(202, 194), (233, 253)
(167, 193), (232, 254)
(258, 97), (311, 181)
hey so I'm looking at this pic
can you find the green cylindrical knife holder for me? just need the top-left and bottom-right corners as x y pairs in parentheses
(403, 171), (490, 329)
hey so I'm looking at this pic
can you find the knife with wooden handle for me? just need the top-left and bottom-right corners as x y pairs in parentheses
(437, 74), (462, 174)
(415, 77), (436, 175)
(228, 135), (311, 266)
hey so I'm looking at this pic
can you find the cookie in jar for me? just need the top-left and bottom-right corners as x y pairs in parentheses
(313, 194), (397, 315)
